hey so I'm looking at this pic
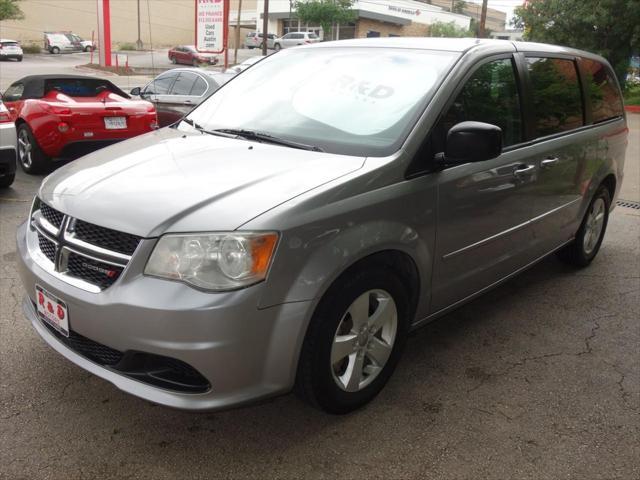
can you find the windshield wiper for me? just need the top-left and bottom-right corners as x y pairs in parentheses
(212, 128), (323, 152)
(180, 118), (238, 139)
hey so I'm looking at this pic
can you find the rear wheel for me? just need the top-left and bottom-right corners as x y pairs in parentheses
(0, 173), (15, 188)
(557, 185), (611, 267)
(296, 264), (410, 413)
(17, 124), (48, 174)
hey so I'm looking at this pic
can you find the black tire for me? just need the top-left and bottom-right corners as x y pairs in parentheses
(296, 263), (411, 414)
(557, 185), (611, 267)
(51, 46), (60, 54)
(0, 173), (15, 188)
(171, 56), (177, 64)
(84, 46), (92, 52)
(17, 56), (23, 62)
(192, 59), (199, 67)
(274, 43), (281, 51)
(17, 124), (48, 174)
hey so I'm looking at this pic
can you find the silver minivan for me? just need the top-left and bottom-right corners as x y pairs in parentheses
(17, 38), (627, 413)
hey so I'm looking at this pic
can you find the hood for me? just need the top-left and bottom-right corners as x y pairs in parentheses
(39, 128), (365, 237)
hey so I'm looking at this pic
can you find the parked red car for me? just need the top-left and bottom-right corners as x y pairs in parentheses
(2, 75), (158, 174)
(168, 45), (218, 66)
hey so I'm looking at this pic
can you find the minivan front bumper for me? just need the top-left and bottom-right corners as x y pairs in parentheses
(16, 221), (311, 411)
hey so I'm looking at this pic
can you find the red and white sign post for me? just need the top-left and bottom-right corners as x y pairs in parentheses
(195, 0), (230, 69)
(96, 0), (112, 67)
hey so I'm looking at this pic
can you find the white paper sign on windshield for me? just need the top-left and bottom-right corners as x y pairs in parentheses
(196, 0), (226, 53)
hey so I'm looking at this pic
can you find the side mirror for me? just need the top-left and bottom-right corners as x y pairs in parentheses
(441, 121), (502, 165)
(130, 87), (141, 96)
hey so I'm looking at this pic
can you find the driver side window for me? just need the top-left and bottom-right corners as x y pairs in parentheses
(434, 58), (523, 154)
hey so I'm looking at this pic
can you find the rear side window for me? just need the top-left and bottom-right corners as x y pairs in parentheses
(581, 58), (624, 123)
(171, 73), (198, 96)
(526, 57), (584, 137)
(191, 76), (208, 96)
(437, 58), (522, 147)
(3, 83), (24, 101)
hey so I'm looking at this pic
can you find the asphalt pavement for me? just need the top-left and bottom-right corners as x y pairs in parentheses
(0, 48), (262, 92)
(0, 79), (638, 478)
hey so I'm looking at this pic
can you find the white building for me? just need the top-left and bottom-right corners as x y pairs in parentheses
(256, 0), (471, 40)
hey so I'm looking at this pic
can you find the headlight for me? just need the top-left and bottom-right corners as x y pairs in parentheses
(144, 232), (278, 291)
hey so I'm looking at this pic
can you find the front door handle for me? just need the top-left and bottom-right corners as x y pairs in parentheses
(541, 157), (559, 168)
(513, 164), (536, 178)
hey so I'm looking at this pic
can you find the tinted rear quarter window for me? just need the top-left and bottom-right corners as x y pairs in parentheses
(526, 57), (584, 137)
(171, 73), (198, 96)
(3, 83), (24, 101)
(191, 76), (208, 96)
(581, 58), (624, 123)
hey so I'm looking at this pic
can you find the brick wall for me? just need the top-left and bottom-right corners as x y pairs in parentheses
(355, 19), (429, 38)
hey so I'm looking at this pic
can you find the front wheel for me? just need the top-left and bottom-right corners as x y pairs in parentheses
(170, 56), (177, 64)
(274, 43), (281, 51)
(17, 56), (23, 62)
(84, 46), (93, 52)
(51, 46), (60, 54)
(17, 124), (48, 174)
(557, 185), (611, 267)
(296, 265), (410, 413)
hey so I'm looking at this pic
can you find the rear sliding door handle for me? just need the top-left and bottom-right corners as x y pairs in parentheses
(541, 157), (559, 168)
(513, 164), (536, 177)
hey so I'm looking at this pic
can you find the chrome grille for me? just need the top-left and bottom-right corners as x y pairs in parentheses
(30, 200), (141, 292)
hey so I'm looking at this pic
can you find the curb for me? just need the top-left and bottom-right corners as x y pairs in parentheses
(625, 105), (640, 113)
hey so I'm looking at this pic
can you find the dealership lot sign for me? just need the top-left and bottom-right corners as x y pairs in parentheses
(195, 0), (228, 53)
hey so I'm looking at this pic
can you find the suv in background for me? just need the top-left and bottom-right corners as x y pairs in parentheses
(243, 32), (276, 50)
(0, 39), (23, 61)
(273, 31), (320, 50)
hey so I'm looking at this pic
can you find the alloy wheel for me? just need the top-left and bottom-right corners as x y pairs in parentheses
(17, 129), (32, 169)
(330, 289), (398, 392)
(583, 197), (606, 255)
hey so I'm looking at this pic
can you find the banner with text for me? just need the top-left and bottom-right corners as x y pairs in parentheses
(195, 0), (227, 53)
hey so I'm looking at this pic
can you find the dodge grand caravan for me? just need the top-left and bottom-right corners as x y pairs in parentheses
(17, 38), (627, 413)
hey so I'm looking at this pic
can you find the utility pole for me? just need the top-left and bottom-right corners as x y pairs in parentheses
(234, 0), (242, 64)
(136, 0), (143, 50)
(262, 0), (269, 56)
(479, 0), (488, 38)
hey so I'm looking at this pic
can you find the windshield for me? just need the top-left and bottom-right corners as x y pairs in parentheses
(184, 47), (458, 156)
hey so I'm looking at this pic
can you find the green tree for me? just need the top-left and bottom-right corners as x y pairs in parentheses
(294, 0), (354, 38)
(513, 0), (640, 85)
(452, 0), (467, 14)
(429, 21), (472, 38)
(0, 0), (24, 20)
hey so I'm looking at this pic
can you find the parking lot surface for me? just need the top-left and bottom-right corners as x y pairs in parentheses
(0, 89), (638, 478)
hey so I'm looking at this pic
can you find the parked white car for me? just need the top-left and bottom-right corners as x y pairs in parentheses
(273, 31), (320, 51)
(0, 39), (23, 61)
(0, 100), (17, 187)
